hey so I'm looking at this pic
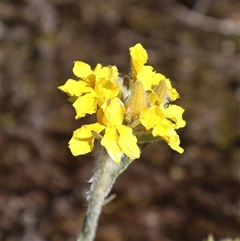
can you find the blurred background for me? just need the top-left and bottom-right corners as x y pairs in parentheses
(2, 0), (240, 240)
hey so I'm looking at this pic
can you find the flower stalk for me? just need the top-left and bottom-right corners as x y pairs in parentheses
(77, 149), (132, 241)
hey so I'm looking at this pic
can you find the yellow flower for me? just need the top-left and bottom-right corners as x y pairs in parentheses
(69, 123), (105, 156)
(130, 43), (148, 80)
(58, 61), (120, 118)
(60, 43), (186, 161)
(152, 119), (184, 153)
(68, 97), (140, 163)
(166, 105), (186, 129)
(130, 44), (154, 90)
(129, 44), (180, 99)
(128, 43), (186, 153)
(140, 104), (185, 153)
(140, 105), (165, 130)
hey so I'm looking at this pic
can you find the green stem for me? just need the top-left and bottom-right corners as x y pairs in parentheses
(77, 149), (132, 241)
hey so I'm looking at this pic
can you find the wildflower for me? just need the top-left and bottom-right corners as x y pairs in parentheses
(58, 61), (120, 118)
(59, 43), (186, 161)
(59, 43), (186, 241)
(69, 97), (140, 163)
(128, 43), (186, 152)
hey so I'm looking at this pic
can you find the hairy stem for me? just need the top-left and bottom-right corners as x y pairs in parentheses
(77, 149), (132, 241)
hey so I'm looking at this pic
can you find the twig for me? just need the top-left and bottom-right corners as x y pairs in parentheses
(170, 2), (240, 36)
(192, 0), (216, 14)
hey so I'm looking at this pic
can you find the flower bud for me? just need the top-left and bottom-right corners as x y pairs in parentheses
(125, 81), (146, 123)
(153, 79), (171, 108)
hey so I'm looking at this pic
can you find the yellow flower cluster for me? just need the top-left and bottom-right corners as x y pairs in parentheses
(58, 43), (186, 163)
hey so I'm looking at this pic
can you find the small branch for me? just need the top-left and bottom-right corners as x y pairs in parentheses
(171, 3), (240, 36)
(192, 0), (216, 14)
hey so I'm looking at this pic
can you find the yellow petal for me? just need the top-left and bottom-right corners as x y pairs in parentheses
(165, 79), (179, 101)
(166, 105), (186, 128)
(152, 122), (170, 137)
(152, 72), (166, 86)
(167, 130), (184, 153)
(73, 92), (98, 118)
(140, 106), (164, 130)
(101, 127), (122, 163)
(116, 125), (140, 160)
(97, 97), (125, 126)
(93, 63), (103, 72)
(168, 88), (179, 101)
(152, 120), (184, 153)
(69, 135), (93, 156)
(95, 66), (118, 83)
(58, 79), (93, 97)
(136, 65), (154, 90)
(73, 61), (92, 78)
(130, 43), (148, 79)
(108, 66), (119, 83)
(147, 92), (158, 105)
(68, 123), (105, 156)
(94, 78), (120, 106)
